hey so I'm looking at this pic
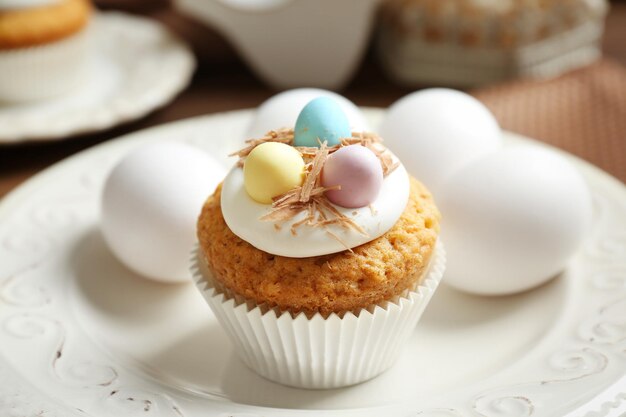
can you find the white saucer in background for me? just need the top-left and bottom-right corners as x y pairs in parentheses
(0, 12), (195, 144)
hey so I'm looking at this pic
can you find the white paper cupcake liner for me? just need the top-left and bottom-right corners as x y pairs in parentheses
(0, 27), (89, 103)
(190, 241), (445, 389)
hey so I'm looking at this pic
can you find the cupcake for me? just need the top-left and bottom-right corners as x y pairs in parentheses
(0, 0), (92, 102)
(192, 97), (444, 389)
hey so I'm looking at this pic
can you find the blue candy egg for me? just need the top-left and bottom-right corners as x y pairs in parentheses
(293, 97), (352, 147)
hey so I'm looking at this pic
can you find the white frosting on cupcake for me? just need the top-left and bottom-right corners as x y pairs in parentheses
(0, 0), (59, 10)
(221, 160), (410, 258)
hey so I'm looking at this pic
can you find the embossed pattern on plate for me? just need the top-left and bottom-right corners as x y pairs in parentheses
(0, 110), (625, 417)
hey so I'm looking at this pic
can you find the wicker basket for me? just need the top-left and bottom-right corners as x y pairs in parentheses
(376, 0), (609, 87)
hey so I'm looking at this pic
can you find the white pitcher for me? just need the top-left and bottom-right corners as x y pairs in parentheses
(173, 0), (382, 89)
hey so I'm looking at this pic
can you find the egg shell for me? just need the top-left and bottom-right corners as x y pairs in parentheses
(294, 97), (352, 147)
(244, 142), (305, 204)
(101, 142), (225, 284)
(322, 145), (383, 208)
(246, 88), (368, 139)
(438, 146), (592, 295)
(380, 88), (502, 194)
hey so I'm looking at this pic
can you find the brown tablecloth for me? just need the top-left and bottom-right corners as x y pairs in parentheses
(474, 59), (626, 182)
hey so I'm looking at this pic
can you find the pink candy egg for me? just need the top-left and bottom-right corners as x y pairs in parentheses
(322, 145), (383, 208)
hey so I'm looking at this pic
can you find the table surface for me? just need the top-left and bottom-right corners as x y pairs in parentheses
(1, 3), (625, 198)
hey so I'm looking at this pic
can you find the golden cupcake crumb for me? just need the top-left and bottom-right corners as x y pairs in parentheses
(197, 177), (440, 317)
(0, 0), (91, 50)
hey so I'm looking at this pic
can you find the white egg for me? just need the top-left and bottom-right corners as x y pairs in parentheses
(101, 142), (225, 284)
(246, 88), (369, 138)
(438, 146), (592, 295)
(380, 88), (502, 194)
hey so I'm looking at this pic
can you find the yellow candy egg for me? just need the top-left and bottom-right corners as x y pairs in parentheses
(244, 142), (305, 204)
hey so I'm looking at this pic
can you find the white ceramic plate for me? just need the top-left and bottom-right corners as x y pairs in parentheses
(0, 12), (195, 144)
(0, 110), (625, 417)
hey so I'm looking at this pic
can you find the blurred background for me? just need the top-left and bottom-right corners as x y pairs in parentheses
(1, 0), (624, 197)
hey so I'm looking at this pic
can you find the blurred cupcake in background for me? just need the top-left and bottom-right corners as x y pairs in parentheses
(0, 0), (92, 102)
